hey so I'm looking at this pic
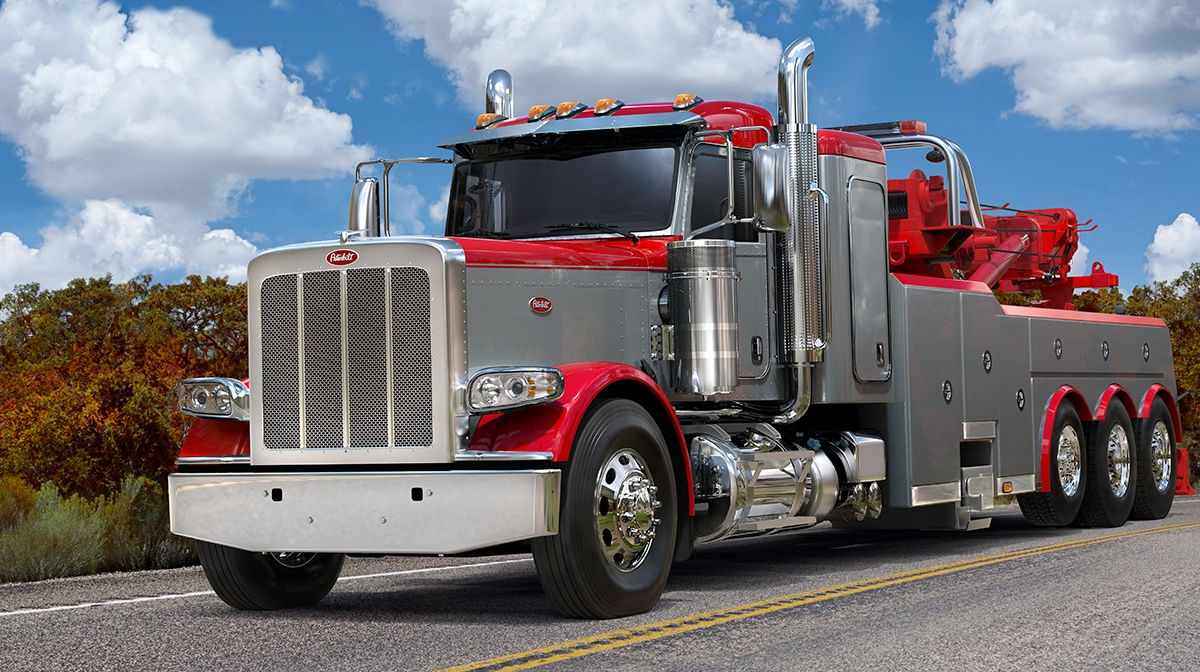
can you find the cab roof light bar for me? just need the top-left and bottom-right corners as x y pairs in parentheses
(828, 119), (927, 137)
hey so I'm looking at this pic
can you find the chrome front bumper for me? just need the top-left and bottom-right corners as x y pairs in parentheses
(168, 470), (559, 554)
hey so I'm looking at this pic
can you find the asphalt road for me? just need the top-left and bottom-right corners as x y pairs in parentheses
(3, 498), (1198, 671)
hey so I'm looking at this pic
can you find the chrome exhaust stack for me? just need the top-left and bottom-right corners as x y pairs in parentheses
(775, 35), (825, 366)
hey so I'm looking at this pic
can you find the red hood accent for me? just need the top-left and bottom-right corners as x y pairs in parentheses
(453, 236), (676, 271)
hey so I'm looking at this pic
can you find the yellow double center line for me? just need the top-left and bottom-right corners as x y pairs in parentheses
(444, 520), (1200, 671)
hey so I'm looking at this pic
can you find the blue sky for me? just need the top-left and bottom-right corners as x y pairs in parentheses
(0, 0), (1197, 293)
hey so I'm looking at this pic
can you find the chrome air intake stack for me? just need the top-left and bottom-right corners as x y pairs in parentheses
(776, 36), (825, 365)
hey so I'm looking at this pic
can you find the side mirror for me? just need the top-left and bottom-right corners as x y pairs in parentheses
(348, 177), (380, 238)
(753, 143), (790, 233)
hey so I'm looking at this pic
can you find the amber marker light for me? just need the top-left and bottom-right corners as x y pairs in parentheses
(593, 98), (624, 116)
(527, 105), (555, 122)
(1002, 482), (1013, 494)
(556, 101), (587, 119)
(673, 93), (703, 110)
(476, 113), (506, 129)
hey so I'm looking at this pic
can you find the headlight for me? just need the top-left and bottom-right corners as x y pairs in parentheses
(467, 368), (563, 412)
(175, 377), (250, 421)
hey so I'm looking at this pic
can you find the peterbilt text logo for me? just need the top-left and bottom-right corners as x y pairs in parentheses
(529, 297), (552, 314)
(326, 249), (358, 266)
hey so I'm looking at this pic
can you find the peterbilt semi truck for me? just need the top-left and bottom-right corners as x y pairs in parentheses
(168, 36), (1182, 619)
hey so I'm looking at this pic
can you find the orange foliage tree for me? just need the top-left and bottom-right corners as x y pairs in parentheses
(0, 275), (247, 497)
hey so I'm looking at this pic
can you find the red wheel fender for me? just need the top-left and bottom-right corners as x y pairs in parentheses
(1138, 383), (1183, 438)
(180, 418), (250, 458)
(1093, 383), (1136, 423)
(1038, 386), (1092, 493)
(470, 362), (692, 512)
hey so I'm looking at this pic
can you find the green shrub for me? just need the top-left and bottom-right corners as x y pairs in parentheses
(0, 475), (36, 531)
(0, 476), (195, 583)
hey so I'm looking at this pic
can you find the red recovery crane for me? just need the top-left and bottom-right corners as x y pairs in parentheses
(836, 120), (1121, 310)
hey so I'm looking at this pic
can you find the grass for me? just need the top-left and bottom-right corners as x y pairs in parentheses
(0, 475), (196, 583)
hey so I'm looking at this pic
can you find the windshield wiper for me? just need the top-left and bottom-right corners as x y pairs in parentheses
(544, 221), (640, 243)
(454, 230), (512, 239)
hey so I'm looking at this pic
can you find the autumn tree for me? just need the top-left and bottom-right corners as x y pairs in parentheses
(0, 275), (247, 496)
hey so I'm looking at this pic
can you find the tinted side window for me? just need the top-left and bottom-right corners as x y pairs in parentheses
(689, 148), (756, 241)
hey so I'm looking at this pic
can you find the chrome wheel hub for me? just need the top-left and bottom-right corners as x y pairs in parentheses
(1150, 420), (1172, 493)
(595, 449), (661, 572)
(1056, 425), (1082, 497)
(1107, 423), (1131, 497)
(269, 551), (316, 568)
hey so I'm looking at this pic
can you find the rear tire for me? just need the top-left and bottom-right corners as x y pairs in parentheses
(1130, 398), (1176, 520)
(531, 398), (677, 619)
(1018, 404), (1086, 526)
(197, 541), (344, 610)
(1077, 403), (1137, 527)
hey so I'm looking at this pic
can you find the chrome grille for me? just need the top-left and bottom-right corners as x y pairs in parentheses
(260, 275), (300, 449)
(303, 271), (344, 448)
(391, 269), (433, 445)
(347, 268), (389, 447)
(259, 266), (434, 450)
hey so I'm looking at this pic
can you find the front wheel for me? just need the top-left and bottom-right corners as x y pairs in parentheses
(197, 540), (345, 610)
(531, 398), (677, 619)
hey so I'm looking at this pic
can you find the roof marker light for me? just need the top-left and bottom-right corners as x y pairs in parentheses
(593, 98), (625, 116)
(556, 101), (587, 119)
(673, 94), (703, 111)
(899, 119), (927, 134)
(527, 105), (555, 122)
(476, 113), (506, 130)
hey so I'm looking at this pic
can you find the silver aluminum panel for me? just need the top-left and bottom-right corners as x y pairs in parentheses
(735, 243), (771, 381)
(992, 315), (1034, 478)
(169, 470), (559, 555)
(997, 473), (1035, 495)
(1030, 318), (1082, 374)
(910, 481), (961, 507)
(960, 292), (999, 424)
(962, 421), (997, 440)
(464, 266), (647, 371)
(900, 283), (963, 487)
(847, 175), (891, 382)
(248, 238), (467, 466)
(811, 155), (893, 404)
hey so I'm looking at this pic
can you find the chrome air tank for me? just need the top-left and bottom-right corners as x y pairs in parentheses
(667, 239), (739, 396)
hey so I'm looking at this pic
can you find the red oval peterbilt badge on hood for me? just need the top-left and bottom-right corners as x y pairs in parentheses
(326, 249), (358, 266)
(529, 297), (552, 314)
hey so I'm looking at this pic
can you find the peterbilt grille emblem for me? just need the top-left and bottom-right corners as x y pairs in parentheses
(326, 249), (358, 266)
(529, 297), (552, 314)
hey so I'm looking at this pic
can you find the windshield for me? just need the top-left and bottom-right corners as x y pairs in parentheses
(445, 145), (678, 239)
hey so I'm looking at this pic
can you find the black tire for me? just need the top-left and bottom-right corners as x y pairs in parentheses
(197, 540), (344, 610)
(1130, 398), (1176, 520)
(1077, 402), (1137, 527)
(531, 398), (677, 619)
(1018, 404), (1086, 526)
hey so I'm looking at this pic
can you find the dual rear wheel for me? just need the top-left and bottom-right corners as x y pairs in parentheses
(1019, 397), (1175, 528)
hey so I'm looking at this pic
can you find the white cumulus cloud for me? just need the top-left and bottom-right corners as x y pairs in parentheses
(934, 0), (1200, 133)
(1145, 213), (1200, 283)
(822, 0), (882, 29)
(0, 0), (373, 290)
(1069, 240), (1089, 275)
(0, 199), (256, 290)
(365, 0), (782, 112)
